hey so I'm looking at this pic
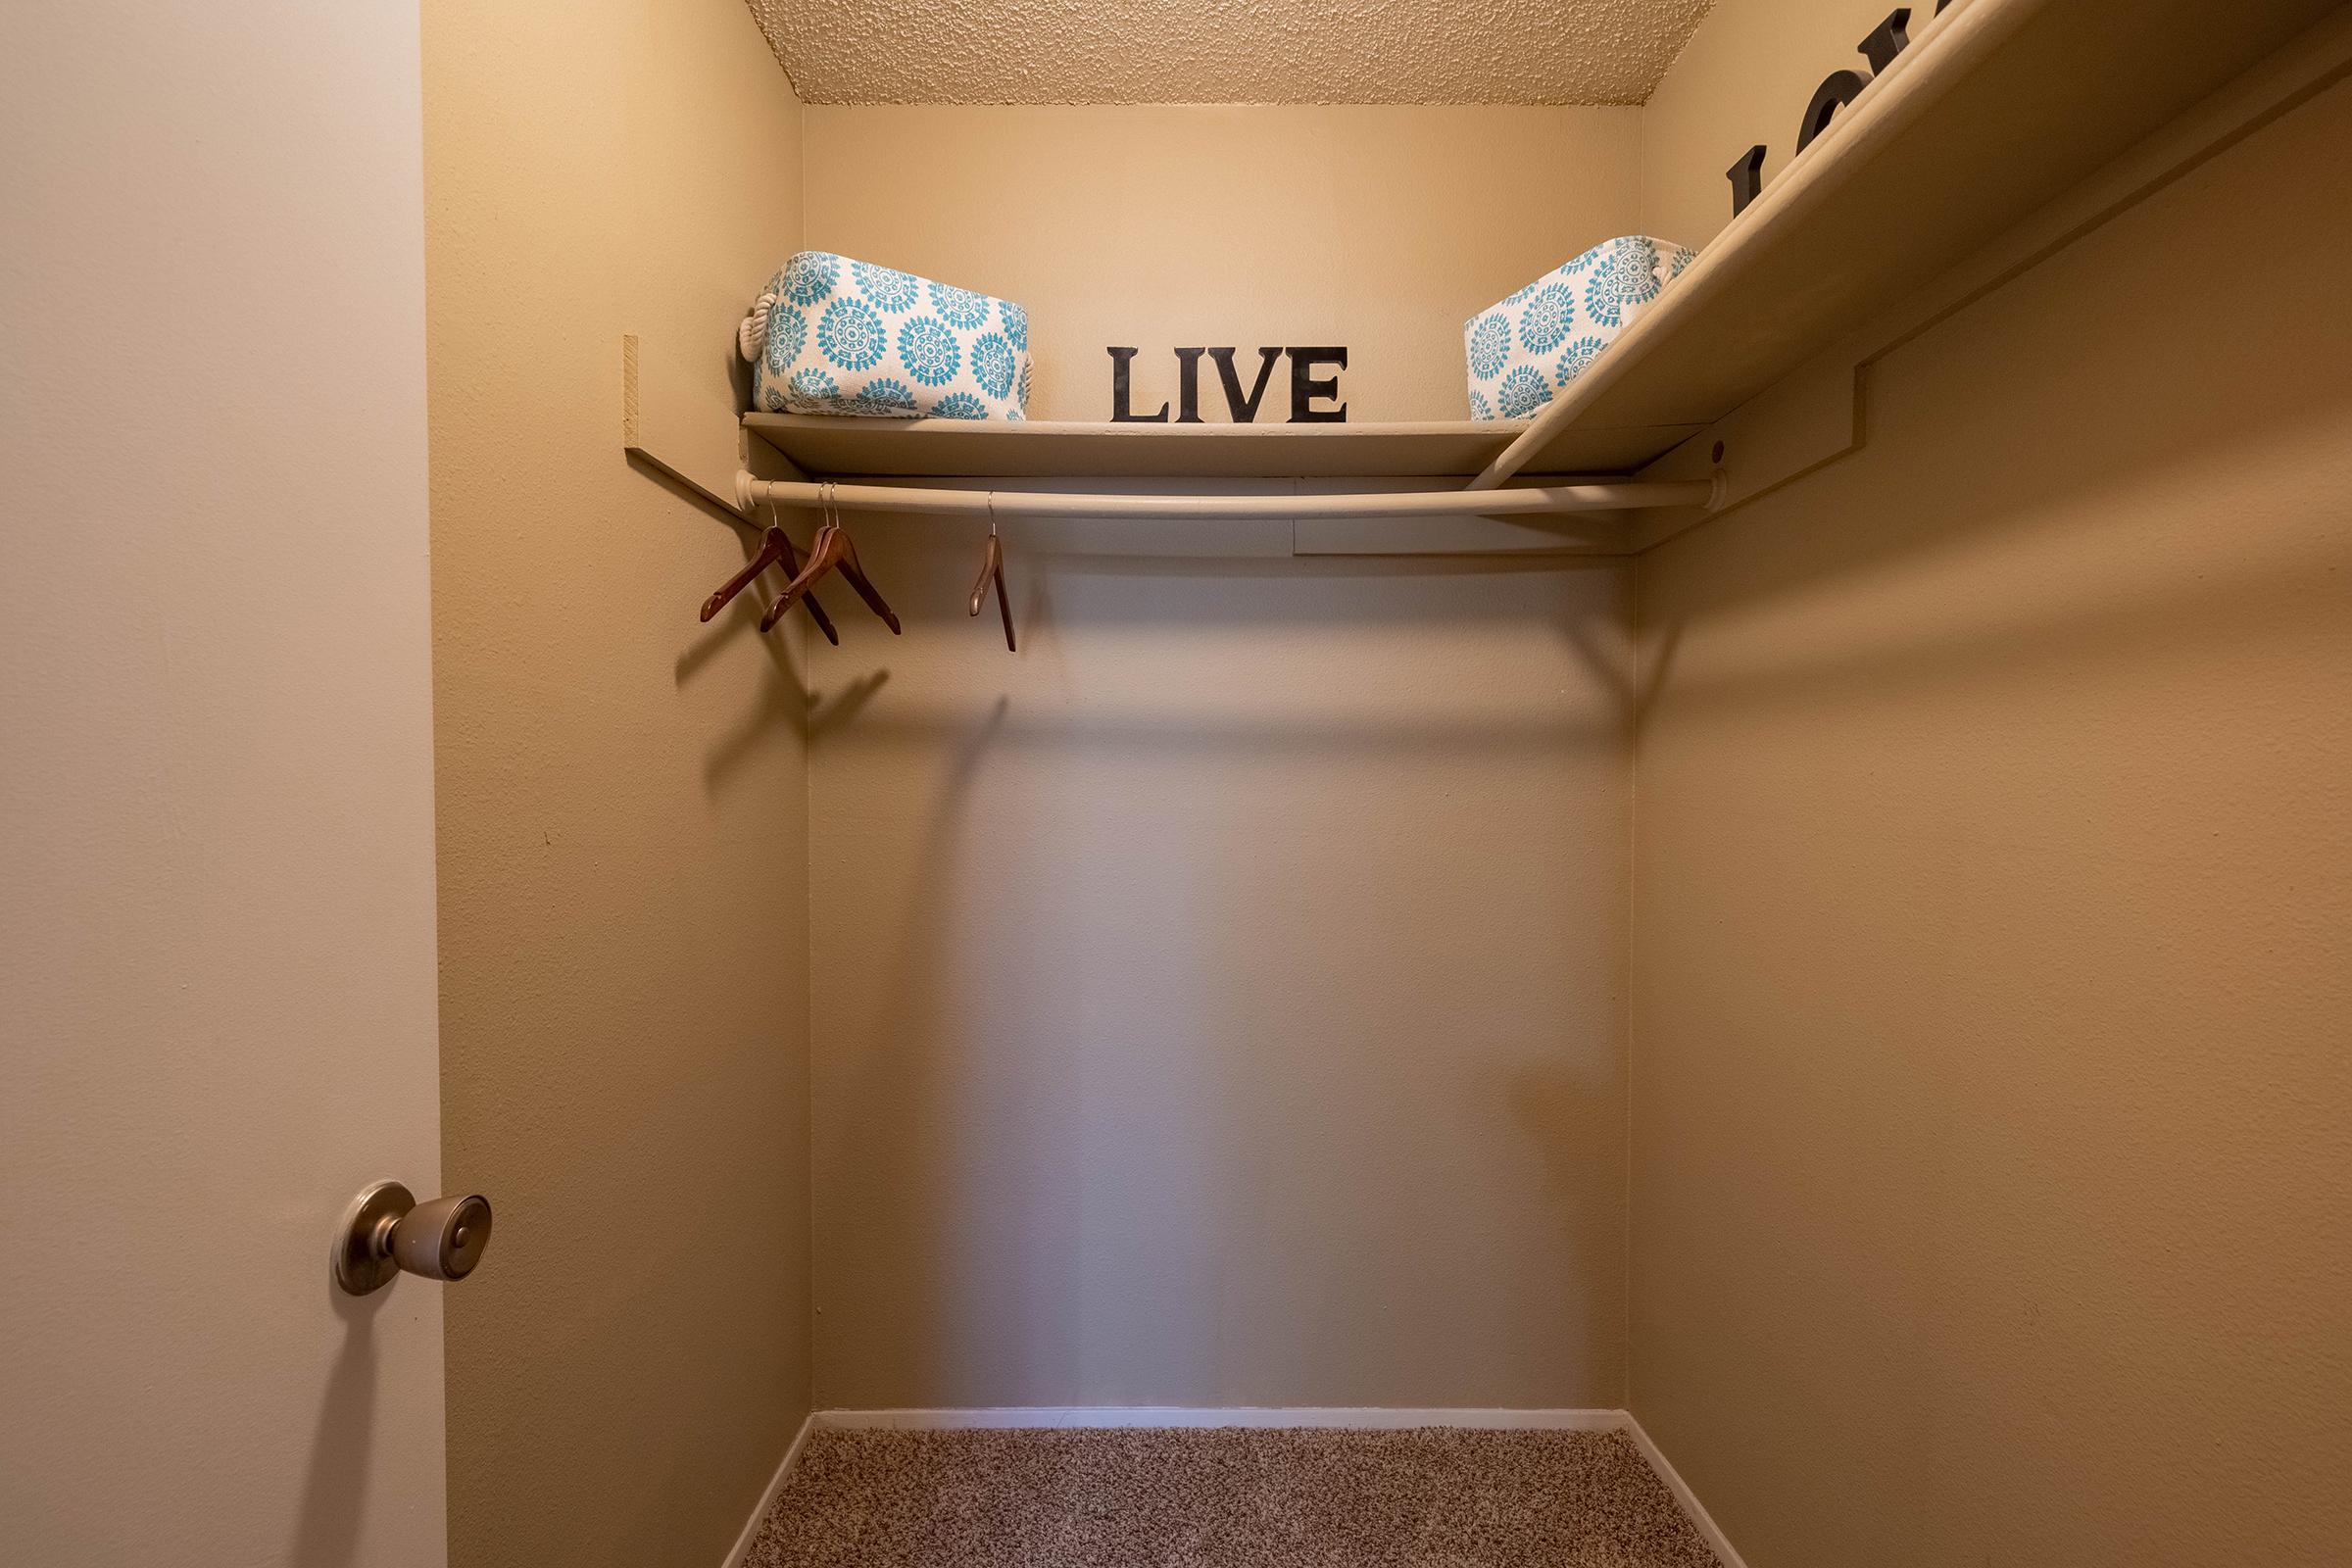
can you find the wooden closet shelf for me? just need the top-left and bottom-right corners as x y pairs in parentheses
(741, 415), (1699, 481)
(740, 0), (2335, 497)
(1479, 0), (2339, 486)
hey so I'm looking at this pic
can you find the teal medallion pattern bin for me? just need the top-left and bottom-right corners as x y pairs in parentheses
(1462, 235), (1694, 420)
(741, 252), (1033, 421)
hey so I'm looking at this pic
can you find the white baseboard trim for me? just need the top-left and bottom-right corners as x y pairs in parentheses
(1619, 1415), (1749, 1568)
(777, 1407), (1743, 1568)
(717, 1410), (815, 1568)
(813, 1405), (1625, 1431)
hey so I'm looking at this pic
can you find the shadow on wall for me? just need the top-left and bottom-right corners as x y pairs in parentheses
(805, 529), (1636, 1408)
(665, 478), (819, 795)
(1624, 93), (2352, 1565)
(287, 1285), (385, 1568)
(1633, 255), (2352, 722)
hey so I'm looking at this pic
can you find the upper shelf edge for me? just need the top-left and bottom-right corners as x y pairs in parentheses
(743, 414), (1704, 480)
(1496, 0), (2340, 480)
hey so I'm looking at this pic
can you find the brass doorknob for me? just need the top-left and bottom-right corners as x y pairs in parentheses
(332, 1180), (493, 1296)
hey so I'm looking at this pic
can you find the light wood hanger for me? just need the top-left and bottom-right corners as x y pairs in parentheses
(700, 504), (838, 645)
(762, 483), (902, 635)
(968, 508), (1014, 653)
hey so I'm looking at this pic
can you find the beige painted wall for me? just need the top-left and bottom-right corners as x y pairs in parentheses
(1639, 0), (1909, 250)
(801, 105), (1643, 1407)
(3, 4), (446, 1562)
(806, 106), (1642, 421)
(421, 1), (812, 1563)
(1628, 69), (2352, 1568)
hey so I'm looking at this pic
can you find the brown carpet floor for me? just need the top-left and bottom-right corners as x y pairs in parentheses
(744, 1427), (1721, 1567)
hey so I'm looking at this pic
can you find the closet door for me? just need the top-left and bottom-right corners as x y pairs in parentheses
(1, 5), (449, 1565)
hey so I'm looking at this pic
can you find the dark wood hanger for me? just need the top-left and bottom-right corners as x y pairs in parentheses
(762, 498), (902, 635)
(700, 509), (838, 645)
(968, 523), (1014, 652)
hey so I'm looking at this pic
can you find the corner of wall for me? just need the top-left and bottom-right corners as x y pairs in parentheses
(425, 0), (816, 1562)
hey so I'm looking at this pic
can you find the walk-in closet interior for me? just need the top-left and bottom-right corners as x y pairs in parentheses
(5, 0), (2347, 1565)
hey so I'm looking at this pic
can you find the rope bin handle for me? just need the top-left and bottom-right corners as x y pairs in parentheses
(738, 291), (778, 363)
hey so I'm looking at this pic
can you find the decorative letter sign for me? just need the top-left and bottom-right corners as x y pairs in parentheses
(1106, 346), (1167, 422)
(1107, 347), (1348, 423)
(1729, 4), (1950, 219)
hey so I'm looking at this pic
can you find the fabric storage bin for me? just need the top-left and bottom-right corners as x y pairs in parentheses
(1462, 235), (1695, 420)
(739, 251), (1033, 420)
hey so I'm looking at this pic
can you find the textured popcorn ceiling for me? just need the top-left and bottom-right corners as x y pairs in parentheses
(745, 0), (1715, 106)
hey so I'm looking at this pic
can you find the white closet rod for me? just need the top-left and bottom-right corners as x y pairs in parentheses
(736, 475), (1720, 520)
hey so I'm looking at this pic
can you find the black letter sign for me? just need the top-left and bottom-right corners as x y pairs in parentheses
(1730, 7), (1952, 219)
(1287, 347), (1348, 423)
(1858, 7), (1911, 72)
(1794, 69), (1869, 154)
(1208, 347), (1283, 422)
(1172, 347), (1206, 423)
(1109, 346), (1347, 422)
(1107, 347), (1169, 422)
(1726, 145), (1766, 218)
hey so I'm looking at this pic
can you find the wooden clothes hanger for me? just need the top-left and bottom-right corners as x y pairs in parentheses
(699, 502), (838, 645)
(762, 483), (902, 635)
(969, 504), (1014, 653)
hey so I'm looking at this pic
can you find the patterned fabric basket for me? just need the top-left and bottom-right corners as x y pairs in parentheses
(1462, 235), (1695, 420)
(740, 252), (1032, 421)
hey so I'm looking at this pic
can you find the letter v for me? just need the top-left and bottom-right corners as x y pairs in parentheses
(1206, 347), (1284, 423)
